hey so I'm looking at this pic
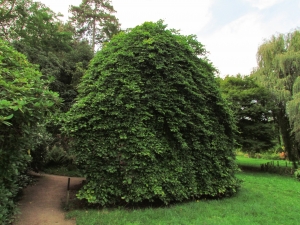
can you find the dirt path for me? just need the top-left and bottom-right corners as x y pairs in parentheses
(14, 173), (85, 225)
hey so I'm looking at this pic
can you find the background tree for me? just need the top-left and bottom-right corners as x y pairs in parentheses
(0, 38), (60, 224)
(219, 75), (277, 156)
(63, 21), (240, 206)
(0, 0), (17, 40)
(1, 0), (94, 111)
(1, 0), (66, 45)
(252, 29), (300, 164)
(69, 0), (121, 50)
(0, 0), (94, 172)
(1, 0), (71, 104)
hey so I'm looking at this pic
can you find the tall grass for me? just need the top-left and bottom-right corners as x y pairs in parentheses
(66, 172), (300, 225)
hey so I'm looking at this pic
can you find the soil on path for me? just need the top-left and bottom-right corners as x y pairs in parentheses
(14, 173), (85, 225)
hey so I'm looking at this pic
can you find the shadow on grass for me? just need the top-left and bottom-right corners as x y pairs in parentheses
(63, 181), (241, 213)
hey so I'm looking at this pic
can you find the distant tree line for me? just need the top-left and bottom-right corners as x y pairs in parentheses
(217, 30), (300, 167)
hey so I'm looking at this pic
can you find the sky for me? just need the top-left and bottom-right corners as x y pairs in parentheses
(39, 0), (300, 77)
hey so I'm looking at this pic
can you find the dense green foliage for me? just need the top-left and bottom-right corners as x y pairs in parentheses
(0, 0), (94, 174)
(1, 0), (70, 48)
(63, 21), (240, 205)
(253, 30), (300, 163)
(1, 0), (94, 111)
(14, 40), (94, 111)
(4, 0), (93, 110)
(0, 39), (60, 224)
(219, 75), (277, 154)
(66, 172), (300, 225)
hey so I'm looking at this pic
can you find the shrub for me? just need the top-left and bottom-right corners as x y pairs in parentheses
(260, 151), (282, 160)
(0, 39), (60, 224)
(45, 145), (74, 167)
(29, 124), (54, 172)
(63, 21), (240, 206)
(294, 169), (300, 181)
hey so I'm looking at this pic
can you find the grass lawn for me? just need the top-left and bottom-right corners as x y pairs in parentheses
(66, 172), (300, 225)
(236, 155), (293, 168)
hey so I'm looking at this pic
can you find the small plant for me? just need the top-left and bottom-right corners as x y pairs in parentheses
(43, 145), (80, 177)
(254, 153), (262, 158)
(45, 145), (74, 167)
(260, 151), (282, 160)
(294, 169), (300, 181)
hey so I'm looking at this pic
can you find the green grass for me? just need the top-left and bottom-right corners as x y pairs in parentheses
(66, 172), (300, 225)
(236, 155), (293, 168)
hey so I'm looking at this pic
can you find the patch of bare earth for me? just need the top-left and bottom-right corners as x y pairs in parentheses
(14, 173), (84, 225)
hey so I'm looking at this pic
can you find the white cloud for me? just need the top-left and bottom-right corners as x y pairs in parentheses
(243, 0), (285, 10)
(35, 0), (300, 77)
(200, 7), (299, 77)
(40, 0), (81, 20)
(113, 0), (214, 35)
(200, 12), (265, 76)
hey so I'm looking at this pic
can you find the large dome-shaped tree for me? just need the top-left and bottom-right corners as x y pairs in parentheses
(64, 21), (240, 205)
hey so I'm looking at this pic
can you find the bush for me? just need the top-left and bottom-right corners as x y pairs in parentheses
(29, 124), (54, 172)
(261, 152), (281, 160)
(294, 169), (300, 181)
(0, 39), (60, 224)
(63, 21), (240, 206)
(45, 145), (74, 167)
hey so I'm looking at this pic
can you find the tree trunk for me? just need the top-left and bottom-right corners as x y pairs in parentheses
(92, 17), (96, 51)
(277, 106), (298, 168)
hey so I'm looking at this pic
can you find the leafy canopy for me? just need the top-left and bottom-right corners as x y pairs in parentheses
(63, 21), (240, 205)
(1, 0), (71, 51)
(219, 75), (277, 154)
(1, 0), (94, 111)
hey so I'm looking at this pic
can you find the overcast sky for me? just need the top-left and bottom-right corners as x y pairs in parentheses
(39, 0), (300, 77)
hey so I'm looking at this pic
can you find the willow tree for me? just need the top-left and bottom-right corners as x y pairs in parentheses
(252, 30), (300, 164)
(69, 0), (120, 50)
(63, 21), (240, 206)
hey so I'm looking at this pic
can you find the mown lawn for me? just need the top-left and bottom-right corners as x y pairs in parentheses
(66, 172), (300, 225)
(236, 155), (293, 168)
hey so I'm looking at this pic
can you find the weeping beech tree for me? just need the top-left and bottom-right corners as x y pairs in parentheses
(253, 30), (300, 164)
(63, 21), (240, 205)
